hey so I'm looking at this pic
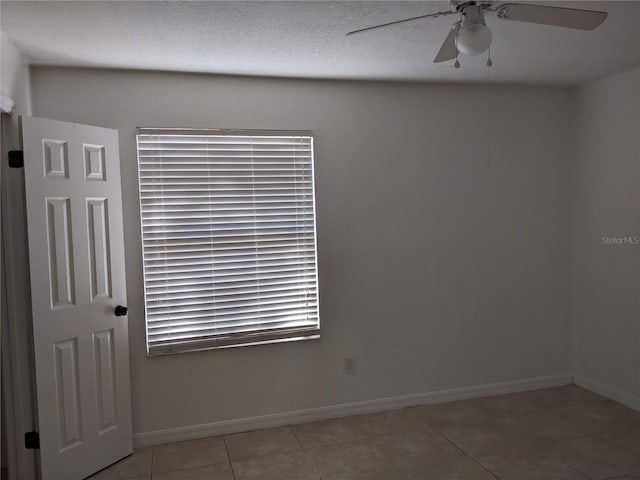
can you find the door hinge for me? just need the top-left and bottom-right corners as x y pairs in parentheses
(8, 150), (24, 168)
(24, 431), (40, 449)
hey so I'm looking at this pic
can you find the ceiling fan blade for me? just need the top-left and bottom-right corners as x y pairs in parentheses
(495, 3), (607, 30)
(346, 11), (456, 36)
(433, 23), (460, 63)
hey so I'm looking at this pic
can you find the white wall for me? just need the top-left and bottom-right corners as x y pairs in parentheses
(571, 67), (640, 408)
(1, 32), (32, 116)
(1, 31), (38, 480)
(30, 67), (573, 438)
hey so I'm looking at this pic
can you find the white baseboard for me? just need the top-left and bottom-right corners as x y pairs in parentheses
(573, 374), (640, 411)
(133, 374), (572, 447)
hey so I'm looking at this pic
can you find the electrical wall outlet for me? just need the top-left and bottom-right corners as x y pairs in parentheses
(344, 357), (356, 374)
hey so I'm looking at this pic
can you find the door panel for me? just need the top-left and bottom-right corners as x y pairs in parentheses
(46, 197), (75, 307)
(22, 116), (133, 480)
(54, 338), (82, 451)
(93, 328), (117, 434)
(87, 198), (112, 300)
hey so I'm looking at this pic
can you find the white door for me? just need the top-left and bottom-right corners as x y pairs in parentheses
(22, 116), (133, 480)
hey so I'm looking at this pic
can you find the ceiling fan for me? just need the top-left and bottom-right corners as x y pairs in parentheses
(346, 1), (607, 67)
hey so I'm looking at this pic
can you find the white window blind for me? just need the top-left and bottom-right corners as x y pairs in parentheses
(136, 129), (320, 355)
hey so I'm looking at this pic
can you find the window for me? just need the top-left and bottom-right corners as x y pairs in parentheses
(136, 129), (319, 355)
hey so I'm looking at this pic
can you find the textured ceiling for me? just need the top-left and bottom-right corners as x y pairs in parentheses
(1, 1), (639, 85)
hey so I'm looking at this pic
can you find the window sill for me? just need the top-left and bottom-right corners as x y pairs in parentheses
(147, 330), (320, 357)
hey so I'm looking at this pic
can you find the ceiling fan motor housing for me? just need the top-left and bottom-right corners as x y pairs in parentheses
(456, 5), (493, 56)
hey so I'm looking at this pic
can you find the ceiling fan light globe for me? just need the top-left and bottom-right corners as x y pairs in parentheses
(456, 23), (492, 56)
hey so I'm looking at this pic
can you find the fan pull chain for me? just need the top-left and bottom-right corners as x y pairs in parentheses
(486, 47), (493, 67)
(454, 55), (461, 69)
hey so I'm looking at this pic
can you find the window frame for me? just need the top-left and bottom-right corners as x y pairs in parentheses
(136, 127), (320, 356)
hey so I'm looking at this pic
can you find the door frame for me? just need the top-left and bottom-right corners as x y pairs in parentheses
(1, 112), (39, 480)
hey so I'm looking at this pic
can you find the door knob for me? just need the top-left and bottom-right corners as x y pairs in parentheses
(114, 305), (128, 316)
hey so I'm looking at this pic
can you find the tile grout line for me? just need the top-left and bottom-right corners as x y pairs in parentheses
(552, 450), (595, 480)
(432, 429), (501, 480)
(289, 417), (376, 451)
(287, 425), (324, 480)
(287, 424), (305, 451)
(602, 473), (640, 480)
(223, 436), (238, 480)
(150, 445), (155, 480)
(147, 463), (234, 479)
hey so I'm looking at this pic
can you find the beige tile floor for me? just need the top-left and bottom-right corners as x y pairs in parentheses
(89, 385), (640, 480)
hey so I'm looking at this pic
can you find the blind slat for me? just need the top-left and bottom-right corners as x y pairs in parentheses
(147, 288), (315, 306)
(145, 276), (317, 293)
(147, 306), (319, 325)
